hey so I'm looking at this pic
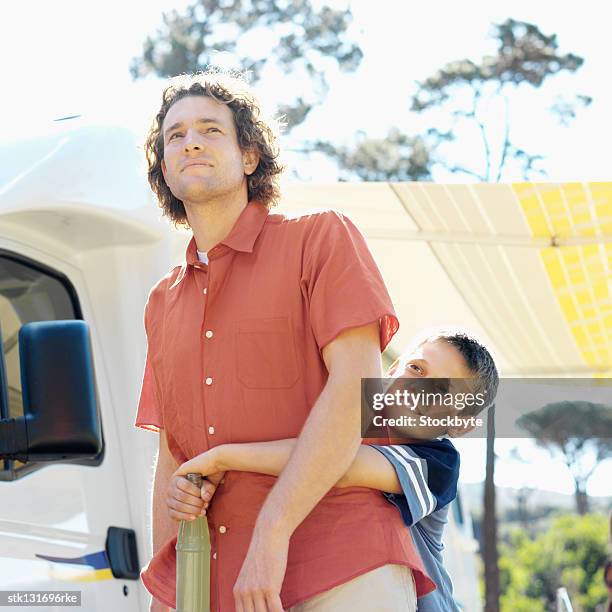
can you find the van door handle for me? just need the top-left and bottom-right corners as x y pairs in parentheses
(105, 526), (140, 580)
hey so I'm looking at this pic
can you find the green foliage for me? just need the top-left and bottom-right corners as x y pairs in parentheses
(517, 401), (612, 448)
(131, 0), (362, 129)
(499, 513), (610, 611)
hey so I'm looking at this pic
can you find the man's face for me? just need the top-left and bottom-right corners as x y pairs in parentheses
(160, 95), (258, 208)
(383, 340), (476, 440)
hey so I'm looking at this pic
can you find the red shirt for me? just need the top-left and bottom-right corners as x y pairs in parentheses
(135, 202), (435, 610)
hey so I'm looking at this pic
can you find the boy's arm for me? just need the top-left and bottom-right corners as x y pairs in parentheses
(371, 439), (460, 526)
(186, 439), (403, 494)
(175, 438), (458, 514)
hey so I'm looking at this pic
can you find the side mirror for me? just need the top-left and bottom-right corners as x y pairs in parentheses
(0, 320), (103, 463)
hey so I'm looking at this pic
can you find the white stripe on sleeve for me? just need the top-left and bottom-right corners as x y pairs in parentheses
(387, 445), (436, 517)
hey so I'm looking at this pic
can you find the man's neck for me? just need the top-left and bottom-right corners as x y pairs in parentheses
(185, 192), (248, 252)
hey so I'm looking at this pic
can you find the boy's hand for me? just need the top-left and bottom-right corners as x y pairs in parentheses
(174, 447), (222, 479)
(205, 471), (226, 488)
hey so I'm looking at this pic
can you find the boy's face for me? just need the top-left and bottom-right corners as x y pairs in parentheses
(390, 340), (473, 380)
(384, 340), (476, 440)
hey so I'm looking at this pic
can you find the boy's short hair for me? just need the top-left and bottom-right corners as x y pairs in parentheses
(417, 330), (499, 416)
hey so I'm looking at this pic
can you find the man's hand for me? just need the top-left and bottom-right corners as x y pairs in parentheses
(165, 473), (218, 521)
(167, 447), (226, 521)
(149, 598), (170, 612)
(233, 525), (289, 612)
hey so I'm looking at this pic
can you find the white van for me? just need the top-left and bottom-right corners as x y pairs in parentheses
(0, 120), (481, 611)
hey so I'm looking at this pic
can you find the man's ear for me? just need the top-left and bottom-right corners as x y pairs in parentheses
(161, 159), (167, 182)
(242, 148), (260, 176)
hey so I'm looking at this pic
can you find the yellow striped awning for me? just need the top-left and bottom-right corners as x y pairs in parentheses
(280, 181), (612, 377)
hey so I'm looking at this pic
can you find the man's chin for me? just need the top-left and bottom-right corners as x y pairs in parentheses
(178, 182), (218, 203)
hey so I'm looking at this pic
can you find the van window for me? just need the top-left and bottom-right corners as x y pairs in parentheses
(0, 252), (81, 476)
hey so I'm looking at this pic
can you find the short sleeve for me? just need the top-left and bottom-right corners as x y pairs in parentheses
(302, 211), (399, 352)
(134, 349), (163, 432)
(134, 299), (163, 433)
(372, 439), (459, 526)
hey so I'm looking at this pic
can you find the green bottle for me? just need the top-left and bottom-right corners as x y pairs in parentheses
(176, 473), (211, 612)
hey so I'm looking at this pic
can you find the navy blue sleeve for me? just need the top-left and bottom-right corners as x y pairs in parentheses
(371, 439), (459, 526)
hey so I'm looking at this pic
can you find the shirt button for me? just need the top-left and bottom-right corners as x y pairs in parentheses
(205, 330), (214, 339)
(219, 526), (227, 534)
(203, 287), (207, 295)
(212, 552), (217, 560)
(205, 377), (213, 385)
(208, 426), (215, 435)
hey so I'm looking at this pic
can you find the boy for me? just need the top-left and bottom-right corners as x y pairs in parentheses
(167, 331), (498, 611)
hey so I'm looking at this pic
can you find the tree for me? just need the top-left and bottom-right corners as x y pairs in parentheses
(483, 405), (501, 612)
(130, 0), (363, 130)
(315, 129), (439, 182)
(514, 486), (535, 531)
(499, 513), (609, 611)
(323, 18), (590, 182)
(517, 401), (612, 515)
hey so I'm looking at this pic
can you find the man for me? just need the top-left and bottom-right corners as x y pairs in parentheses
(170, 330), (499, 611)
(134, 71), (433, 611)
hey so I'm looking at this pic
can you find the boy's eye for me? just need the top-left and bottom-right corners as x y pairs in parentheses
(408, 363), (424, 375)
(169, 133), (182, 140)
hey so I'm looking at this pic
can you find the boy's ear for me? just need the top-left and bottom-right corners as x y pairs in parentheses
(447, 415), (477, 438)
(386, 357), (401, 377)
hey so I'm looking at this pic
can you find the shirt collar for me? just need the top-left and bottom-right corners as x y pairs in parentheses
(220, 201), (270, 254)
(184, 201), (270, 266)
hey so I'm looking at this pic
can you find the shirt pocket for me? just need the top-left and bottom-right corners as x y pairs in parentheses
(236, 317), (299, 388)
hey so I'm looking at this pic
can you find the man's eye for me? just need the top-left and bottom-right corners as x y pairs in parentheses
(408, 364), (424, 375)
(169, 133), (182, 140)
(206, 127), (220, 133)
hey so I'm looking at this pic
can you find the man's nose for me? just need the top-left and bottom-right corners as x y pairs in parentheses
(183, 129), (205, 151)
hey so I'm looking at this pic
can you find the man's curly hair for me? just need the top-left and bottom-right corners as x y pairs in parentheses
(145, 71), (284, 226)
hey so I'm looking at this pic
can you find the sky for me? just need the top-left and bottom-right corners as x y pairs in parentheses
(0, 0), (610, 497)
